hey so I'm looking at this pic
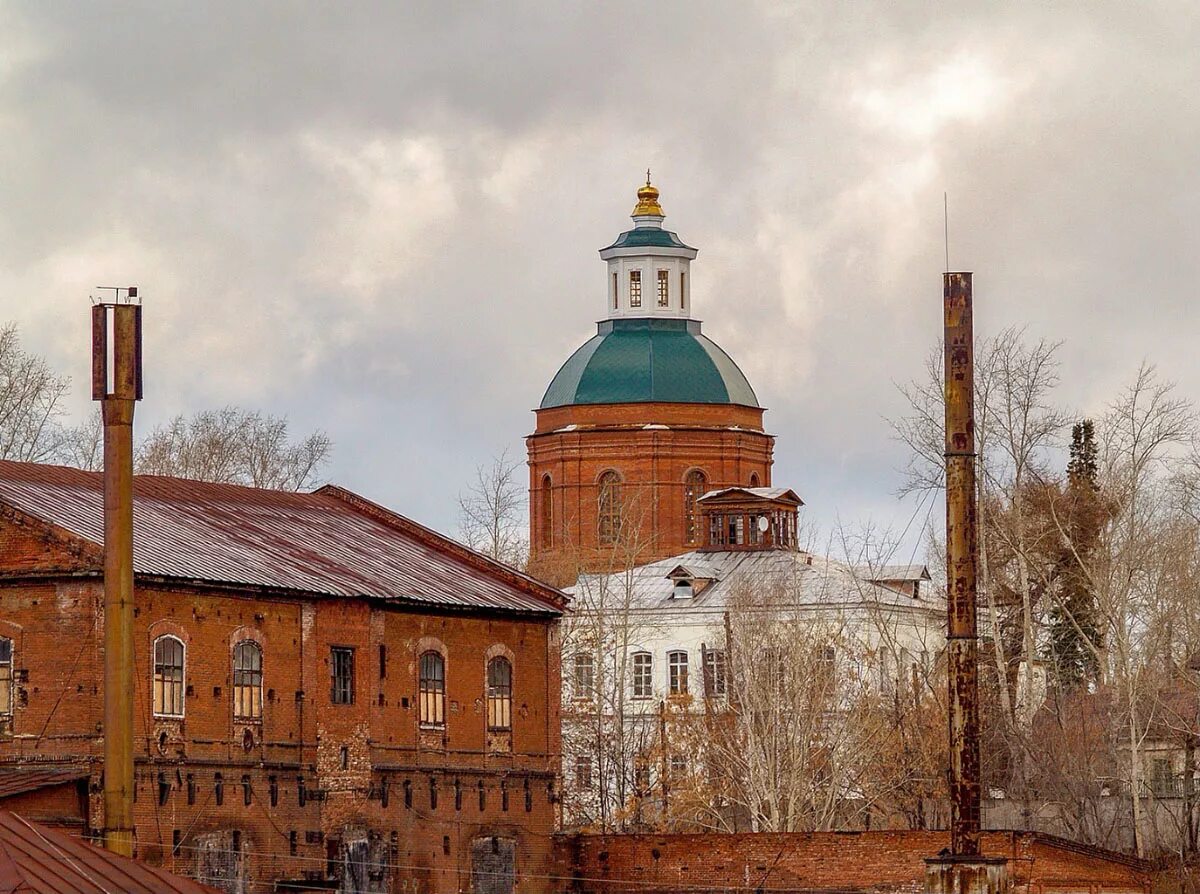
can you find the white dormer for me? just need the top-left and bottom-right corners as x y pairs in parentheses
(598, 174), (698, 320)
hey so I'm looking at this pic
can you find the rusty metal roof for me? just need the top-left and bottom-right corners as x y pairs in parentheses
(0, 810), (221, 893)
(0, 769), (87, 802)
(0, 461), (564, 616)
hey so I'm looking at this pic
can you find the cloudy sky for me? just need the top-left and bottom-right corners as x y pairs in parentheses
(2, 2), (1197, 557)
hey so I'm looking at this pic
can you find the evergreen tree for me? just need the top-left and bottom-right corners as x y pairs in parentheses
(1047, 420), (1105, 689)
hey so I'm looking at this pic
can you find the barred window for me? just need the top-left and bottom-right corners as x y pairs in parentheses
(657, 269), (669, 307)
(487, 657), (512, 732)
(330, 647), (354, 705)
(153, 636), (185, 717)
(668, 651), (689, 695)
(598, 471), (622, 545)
(703, 649), (726, 697)
(632, 652), (653, 699)
(629, 270), (642, 307)
(419, 651), (445, 727)
(0, 638), (12, 716)
(572, 653), (594, 699)
(683, 470), (707, 544)
(233, 641), (263, 720)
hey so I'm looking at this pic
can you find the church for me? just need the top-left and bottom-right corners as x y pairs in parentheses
(526, 178), (775, 585)
(527, 179), (940, 830)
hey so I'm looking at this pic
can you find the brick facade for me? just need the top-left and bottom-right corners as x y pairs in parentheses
(527, 403), (774, 584)
(0, 469), (565, 894)
(556, 831), (1152, 894)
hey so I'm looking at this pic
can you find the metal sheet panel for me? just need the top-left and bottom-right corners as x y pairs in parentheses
(0, 462), (563, 616)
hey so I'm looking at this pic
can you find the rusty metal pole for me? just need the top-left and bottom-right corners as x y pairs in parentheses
(92, 296), (143, 857)
(926, 273), (1004, 894)
(944, 271), (981, 857)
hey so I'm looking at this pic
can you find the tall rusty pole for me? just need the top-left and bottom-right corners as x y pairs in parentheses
(943, 272), (981, 857)
(92, 291), (143, 857)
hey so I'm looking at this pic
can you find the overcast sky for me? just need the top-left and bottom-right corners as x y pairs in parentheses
(2, 2), (1198, 559)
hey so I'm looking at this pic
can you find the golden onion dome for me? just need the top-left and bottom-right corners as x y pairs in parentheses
(632, 171), (664, 217)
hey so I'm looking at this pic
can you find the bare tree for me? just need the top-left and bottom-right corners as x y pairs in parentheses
(456, 449), (528, 568)
(0, 324), (72, 462)
(136, 406), (331, 491)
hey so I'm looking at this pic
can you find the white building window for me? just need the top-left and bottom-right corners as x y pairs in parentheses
(575, 755), (593, 790)
(703, 649), (726, 697)
(632, 652), (652, 699)
(668, 651), (688, 695)
(572, 653), (594, 699)
(657, 269), (669, 307)
(629, 270), (642, 308)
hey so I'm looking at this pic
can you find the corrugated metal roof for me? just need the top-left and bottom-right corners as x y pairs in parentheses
(571, 548), (945, 616)
(0, 461), (564, 617)
(858, 564), (932, 582)
(0, 810), (221, 893)
(0, 769), (87, 802)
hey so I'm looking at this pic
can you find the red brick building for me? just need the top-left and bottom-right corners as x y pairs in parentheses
(0, 460), (566, 894)
(528, 181), (773, 584)
(556, 830), (1153, 894)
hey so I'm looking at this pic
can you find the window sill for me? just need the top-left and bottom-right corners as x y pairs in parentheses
(233, 717), (263, 725)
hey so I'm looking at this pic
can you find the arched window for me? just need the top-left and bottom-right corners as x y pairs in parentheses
(749, 472), (761, 488)
(232, 641), (263, 721)
(419, 651), (445, 728)
(153, 635), (185, 718)
(683, 470), (707, 544)
(0, 638), (11, 717)
(487, 657), (512, 732)
(540, 474), (553, 549)
(597, 471), (622, 545)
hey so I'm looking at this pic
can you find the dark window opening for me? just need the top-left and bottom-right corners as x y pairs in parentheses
(487, 656), (512, 732)
(330, 647), (355, 705)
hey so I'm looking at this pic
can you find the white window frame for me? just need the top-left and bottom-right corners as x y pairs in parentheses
(152, 635), (186, 719)
(632, 652), (653, 699)
(668, 650), (688, 695)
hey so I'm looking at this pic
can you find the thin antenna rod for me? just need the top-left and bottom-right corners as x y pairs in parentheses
(943, 192), (950, 272)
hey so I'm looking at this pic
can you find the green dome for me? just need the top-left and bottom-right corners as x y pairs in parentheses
(540, 318), (759, 409)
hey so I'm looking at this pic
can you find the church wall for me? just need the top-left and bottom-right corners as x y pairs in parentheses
(527, 404), (775, 583)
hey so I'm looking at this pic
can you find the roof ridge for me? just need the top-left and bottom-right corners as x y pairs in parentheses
(315, 484), (567, 612)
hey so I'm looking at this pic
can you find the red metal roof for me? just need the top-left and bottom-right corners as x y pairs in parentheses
(0, 810), (221, 893)
(0, 461), (564, 616)
(0, 769), (87, 802)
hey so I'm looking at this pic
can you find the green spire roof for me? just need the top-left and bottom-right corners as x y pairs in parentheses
(602, 227), (695, 251)
(540, 319), (759, 409)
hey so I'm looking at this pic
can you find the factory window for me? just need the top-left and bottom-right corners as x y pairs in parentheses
(572, 653), (594, 699)
(419, 651), (446, 727)
(153, 635), (185, 717)
(330, 647), (354, 705)
(232, 641), (262, 721)
(487, 657), (512, 732)
(0, 638), (11, 716)
(597, 470), (622, 545)
(683, 469), (707, 544)
(540, 474), (553, 549)
(632, 652), (653, 699)
(703, 649), (726, 697)
(657, 269), (670, 307)
(668, 651), (689, 695)
(629, 270), (642, 307)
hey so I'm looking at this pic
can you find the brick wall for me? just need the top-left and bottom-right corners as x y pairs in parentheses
(556, 830), (1153, 894)
(0, 522), (562, 894)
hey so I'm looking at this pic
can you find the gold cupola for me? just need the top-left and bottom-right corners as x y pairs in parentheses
(632, 171), (664, 217)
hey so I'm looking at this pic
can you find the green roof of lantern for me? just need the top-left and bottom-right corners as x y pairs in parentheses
(540, 318), (759, 409)
(602, 227), (695, 250)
